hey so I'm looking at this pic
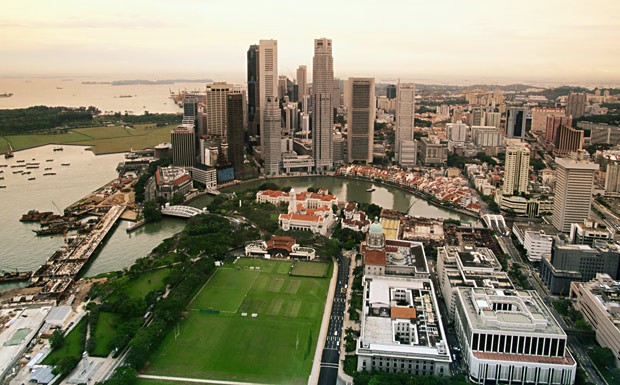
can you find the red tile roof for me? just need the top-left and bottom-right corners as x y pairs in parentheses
(391, 307), (417, 319)
(365, 250), (387, 266)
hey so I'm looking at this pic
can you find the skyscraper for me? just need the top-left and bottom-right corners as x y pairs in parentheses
(263, 97), (282, 176)
(171, 124), (196, 167)
(531, 107), (565, 133)
(227, 92), (245, 178)
(502, 140), (530, 195)
(259, 39), (278, 156)
(247, 45), (259, 136)
(347, 77), (375, 164)
(386, 84), (397, 100)
(555, 125), (584, 155)
(395, 82), (416, 166)
(312, 37), (334, 171)
(506, 107), (527, 138)
(296, 65), (308, 107)
(567, 92), (587, 119)
(205, 82), (234, 139)
(551, 155), (599, 232)
(183, 94), (198, 123)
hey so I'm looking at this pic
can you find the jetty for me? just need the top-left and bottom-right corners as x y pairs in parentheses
(29, 205), (126, 300)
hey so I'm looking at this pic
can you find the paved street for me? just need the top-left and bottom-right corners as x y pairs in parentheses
(318, 254), (350, 385)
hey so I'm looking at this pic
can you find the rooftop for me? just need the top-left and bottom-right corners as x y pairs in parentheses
(456, 287), (565, 335)
(361, 276), (449, 359)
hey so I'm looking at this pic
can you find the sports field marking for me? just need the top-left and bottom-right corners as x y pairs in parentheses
(231, 271), (261, 313)
(285, 280), (301, 295)
(267, 299), (284, 316)
(284, 300), (301, 318)
(188, 268), (221, 307)
(268, 278), (284, 293)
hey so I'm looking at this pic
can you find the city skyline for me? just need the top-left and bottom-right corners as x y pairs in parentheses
(2, 0), (620, 85)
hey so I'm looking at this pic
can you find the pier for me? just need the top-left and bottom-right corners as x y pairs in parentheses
(29, 205), (126, 300)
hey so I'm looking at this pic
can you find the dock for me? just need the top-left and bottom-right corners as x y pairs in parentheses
(29, 205), (126, 300)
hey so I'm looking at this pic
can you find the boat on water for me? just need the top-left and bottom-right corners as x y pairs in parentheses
(16, 159), (25, 163)
(0, 271), (32, 282)
(4, 152), (13, 159)
(61, 163), (70, 166)
(0, 92), (13, 98)
(43, 172), (57, 176)
(0, 165), (7, 168)
(23, 171), (31, 175)
(44, 167), (52, 171)
(0, 177), (4, 180)
(366, 188), (376, 192)
(0, 186), (6, 189)
(46, 159), (54, 162)
(53, 146), (64, 151)
(28, 177), (36, 181)
(12, 171), (22, 174)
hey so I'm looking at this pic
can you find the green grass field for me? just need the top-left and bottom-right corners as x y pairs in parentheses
(91, 311), (121, 357)
(1, 124), (176, 154)
(291, 261), (329, 277)
(125, 268), (171, 299)
(42, 318), (86, 365)
(147, 259), (330, 384)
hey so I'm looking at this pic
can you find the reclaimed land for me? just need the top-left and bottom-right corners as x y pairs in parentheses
(0, 123), (175, 154)
(146, 258), (331, 385)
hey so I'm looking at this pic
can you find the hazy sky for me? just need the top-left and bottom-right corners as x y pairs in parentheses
(2, 0), (620, 85)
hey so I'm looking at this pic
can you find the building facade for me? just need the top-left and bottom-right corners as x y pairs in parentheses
(551, 155), (599, 232)
(227, 92), (245, 178)
(396, 82), (416, 165)
(347, 77), (375, 164)
(259, 39), (278, 156)
(262, 97), (282, 175)
(454, 287), (576, 385)
(312, 38), (335, 171)
(502, 141), (530, 195)
(171, 124), (196, 167)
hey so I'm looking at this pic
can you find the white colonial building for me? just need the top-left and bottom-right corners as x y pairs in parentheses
(356, 276), (452, 376)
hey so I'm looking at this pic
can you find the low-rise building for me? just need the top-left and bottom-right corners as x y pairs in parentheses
(189, 164), (217, 189)
(417, 136), (448, 166)
(342, 202), (370, 232)
(362, 219), (429, 278)
(496, 194), (554, 218)
(244, 235), (316, 260)
(454, 287), (576, 385)
(437, 245), (512, 319)
(571, 274), (620, 366)
(356, 276), (452, 376)
(569, 218), (614, 246)
(540, 237), (620, 295)
(154, 166), (193, 201)
(512, 222), (558, 262)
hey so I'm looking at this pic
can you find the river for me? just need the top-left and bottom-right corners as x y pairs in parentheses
(189, 176), (476, 223)
(1, 151), (474, 291)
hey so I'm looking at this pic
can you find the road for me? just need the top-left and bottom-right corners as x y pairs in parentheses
(317, 254), (350, 385)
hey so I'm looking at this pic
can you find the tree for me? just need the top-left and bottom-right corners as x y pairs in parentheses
(49, 330), (65, 349)
(170, 192), (185, 205)
(52, 356), (79, 376)
(143, 201), (162, 223)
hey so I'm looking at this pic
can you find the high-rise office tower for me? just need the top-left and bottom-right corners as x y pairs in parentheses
(312, 38), (334, 171)
(346, 77), (375, 164)
(183, 94), (198, 122)
(545, 115), (573, 144)
(551, 154), (599, 232)
(471, 108), (484, 126)
(531, 107), (565, 133)
(386, 84), (397, 100)
(445, 122), (469, 143)
(171, 124), (196, 167)
(278, 76), (288, 100)
(259, 39), (278, 157)
(205, 82), (234, 139)
(247, 45), (259, 137)
(605, 161), (620, 196)
(555, 125), (584, 155)
(263, 97), (282, 176)
(506, 107), (527, 138)
(483, 111), (501, 128)
(227, 92), (245, 177)
(395, 82), (416, 166)
(502, 141), (530, 195)
(333, 78), (341, 108)
(296, 65), (308, 106)
(567, 92), (587, 119)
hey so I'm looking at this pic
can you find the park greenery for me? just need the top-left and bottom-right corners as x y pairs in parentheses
(0, 106), (97, 135)
(589, 346), (620, 384)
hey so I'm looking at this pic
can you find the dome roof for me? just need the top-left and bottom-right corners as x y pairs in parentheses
(369, 218), (383, 234)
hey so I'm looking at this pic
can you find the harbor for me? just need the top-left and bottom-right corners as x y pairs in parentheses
(28, 205), (126, 300)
